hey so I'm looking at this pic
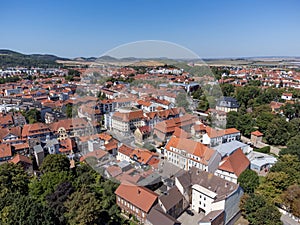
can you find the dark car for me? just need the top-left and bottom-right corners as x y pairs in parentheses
(186, 209), (194, 216)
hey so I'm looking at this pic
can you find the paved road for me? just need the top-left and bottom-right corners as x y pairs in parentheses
(281, 214), (300, 225)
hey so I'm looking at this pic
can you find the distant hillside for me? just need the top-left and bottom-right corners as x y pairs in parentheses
(0, 49), (69, 68)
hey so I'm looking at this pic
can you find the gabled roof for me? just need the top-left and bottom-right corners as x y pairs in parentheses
(112, 110), (144, 122)
(10, 154), (32, 165)
(137, 99), (152, 107)
(22, 123), (50, 137)
(137, 125), (151, 134)
(177, 168), (239, 202)
(118, 144), (134, 156)
(106, 165), (122, 177)
(165, 136), (216, 165)
(130, 149), (159, 165)
(173, 127), (191, 139)
(0, 143), (12, 159)
(147, 205), (181, 225)
(80, 149), (108, 162)
(251, 130), (263, 137)
(0, 127), (22, 140)
(115, 183), (158, 213)
(0, 114), (14, 126)
(59, 138), (75, 153)
(50, 118), (88, 132)
(205, 126), (240, 138)
(159, 186), (186, 211)
(218, 149), (250, 176)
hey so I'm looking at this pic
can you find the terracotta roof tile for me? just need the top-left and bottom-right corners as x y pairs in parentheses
(115, 183), (158, 213)
(218, 149), (250, 176)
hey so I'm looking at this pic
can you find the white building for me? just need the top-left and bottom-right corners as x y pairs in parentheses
(175, 168), (243, 225)
(165, 136), (221, 173)
(214, 149), (250, 184)
(111, 109), (145, 135)
(281, 93), (293, 101)
(202, 127), (241, 147)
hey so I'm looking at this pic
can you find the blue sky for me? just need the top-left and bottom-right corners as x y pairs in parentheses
(1, 0), (299, 58)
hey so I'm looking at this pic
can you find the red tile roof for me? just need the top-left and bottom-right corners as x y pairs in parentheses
(165, 136), (215, 165)
(22, 123), (50, 138)
(251, 130), (263, 137)
(0, 143), (12, 159)
(115, 183), (158, 213)
(218, 149), (250, 176)
(59, 138), (75, 153)
(80, 149), (108, 162)
(113, 110), (144, 122)
(10, 154), (32, 165)
(0, 127), (22, 141)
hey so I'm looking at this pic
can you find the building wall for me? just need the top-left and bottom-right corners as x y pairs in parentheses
(116, 196), (147, 223)
(214, 169), (238, 184)
(116, 151), (131, 162)
(191, 184), (224, 214)
(223, 187), (243, 224)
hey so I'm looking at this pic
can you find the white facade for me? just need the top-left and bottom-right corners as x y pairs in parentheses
(165, 145), (221, 173)
(214, 169), (238, 183)
(116, 151), (131, 162)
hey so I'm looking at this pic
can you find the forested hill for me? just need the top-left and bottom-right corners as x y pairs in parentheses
(0, 49), (69, 68)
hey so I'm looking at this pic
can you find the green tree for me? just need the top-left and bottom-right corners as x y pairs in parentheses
(255, 112), (275, 134)
(176, 92), (190, 110)
(288, 118), (300, 138)
(64, 187), (102, 225)
(270, 154), (300, 185)
(282, 184), (300, 217)
(254, 204), (282, 225)
(0, 163), (29, 196)
(46, 181), (74, 224)
(235, 86), (260, 108)
(66, 104), (74, 118)
(257, 172), (290, 203)
(23, 108), (42, 124)
(29, 171), (72, 202)
(236, 113), (255, 137)
(238, 169), (259, 194)
(241, 194), (282, 225)
(197, 96), (209, 111)
(40, 154), (70, 173)
(0, 195), (57, 225)
(192, 88), (203, 99)
(265, 118), (290, 145)
(221, 83), (235, 97)
(226, 111), (238, 128)
(280, 135), (300, 159)
(281, 103), (296, 120)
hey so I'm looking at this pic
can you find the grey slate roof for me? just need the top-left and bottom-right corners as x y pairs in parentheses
(147, 205), (181, 225)
(176, 167), (239, 202)
(33, 145), (43, 153)
(213, 140), (248, 157)
(159, 186), (185, 212)
(217, 96), (239, 108)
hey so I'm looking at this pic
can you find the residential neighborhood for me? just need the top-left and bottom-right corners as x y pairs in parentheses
(1, 1), (300, 224)
(0, 56), (299, 225)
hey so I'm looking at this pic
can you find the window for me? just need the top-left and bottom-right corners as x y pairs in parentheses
(204, 197), (206, 201)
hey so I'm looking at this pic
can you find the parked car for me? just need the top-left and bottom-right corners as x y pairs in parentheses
(186, 209), (194, 216)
